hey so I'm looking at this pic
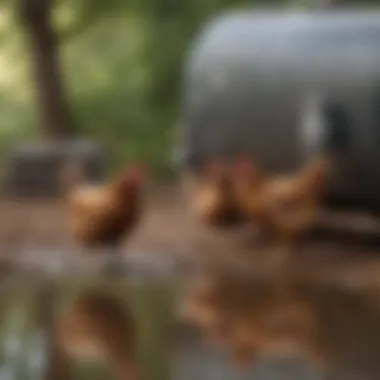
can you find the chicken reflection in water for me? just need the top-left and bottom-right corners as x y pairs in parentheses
(177, 269), (328, 374)
(58, 288), (139, 380)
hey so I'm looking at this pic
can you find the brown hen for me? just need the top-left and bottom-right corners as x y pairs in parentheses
(183, 161), (244, 229)
(61, 163), (144, 248)
(60, 162), (145, 273)
(232, 155), (330, 266)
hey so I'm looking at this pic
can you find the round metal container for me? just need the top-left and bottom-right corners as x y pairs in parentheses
(181, 10), (380, 209)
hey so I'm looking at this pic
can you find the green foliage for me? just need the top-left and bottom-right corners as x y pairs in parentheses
(7, 0), (380, 178)
(58, 0), (249, 178)
(0, 0), (252, 179)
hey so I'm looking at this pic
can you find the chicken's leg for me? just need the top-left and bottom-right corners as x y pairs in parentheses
(103, 244), (127, 277)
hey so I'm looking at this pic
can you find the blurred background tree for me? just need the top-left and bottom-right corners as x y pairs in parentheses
(19, 0), (73, 138)
(0, 0), (253, 179)
(0, 0), (373, 179)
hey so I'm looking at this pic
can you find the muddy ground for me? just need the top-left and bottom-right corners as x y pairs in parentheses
(2, 185), (380, 380)
(1, 184), (380, 289)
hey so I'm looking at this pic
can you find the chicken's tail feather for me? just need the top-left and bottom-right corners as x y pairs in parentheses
(297, 155), (331, 196)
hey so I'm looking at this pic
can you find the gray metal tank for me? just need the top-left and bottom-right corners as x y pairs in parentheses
(180, 10), (380, 210)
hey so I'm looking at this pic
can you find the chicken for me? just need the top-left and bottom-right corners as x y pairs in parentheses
(58, 289), (139, 380)
(183, 161), (244, 229)
(60, 162), (145, 270)
(232, 155), (330, 267)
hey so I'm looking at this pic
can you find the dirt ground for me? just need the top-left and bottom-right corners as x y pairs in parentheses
(1, 184), (380, 289)
(0, 185), (190, 268)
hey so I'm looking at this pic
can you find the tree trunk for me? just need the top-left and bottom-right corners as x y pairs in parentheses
(19, 0), (72, 139)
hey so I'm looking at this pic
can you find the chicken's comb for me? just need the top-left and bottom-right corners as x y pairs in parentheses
(121, 164), (145, 185)
(234, 155), (262, 179)
(234, 155), (254, 171)
(203, 161), (226, 178)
